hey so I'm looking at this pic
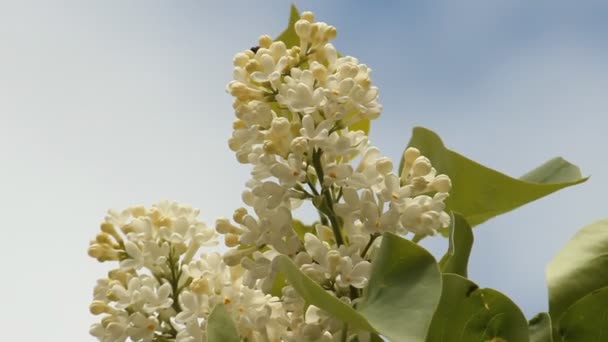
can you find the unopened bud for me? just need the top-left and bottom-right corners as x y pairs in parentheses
(108, 269), (130, 285)
(232, 119), (247, 130)
(412, 156), (432, 176)
(100, 222), (123, 243)
(233, 52), (250, 67)
(245, 59), (261, 73)
(89, 300), (110, 315)
(431, 174), (452, 193)
(88, 243), (115, 260)
(324, 26), (337, 41)
(223, 247), (254, 267)
(375, 157), (393, 175)
(301, 11), (314, 22)
(295, 19), (312, 39)
(233, 207), (248, 224)
(403, 147), (421, 168)
(225, 233), (240, 247)
(95, 233), (114, 246)
(215, 217), (241, 234)
(258, 34), (273, 49)
(326, 250), (341, 274)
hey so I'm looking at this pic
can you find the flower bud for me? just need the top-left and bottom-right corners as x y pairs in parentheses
(100, 223), (123, 243)
(324, 26), (337, 41)
(95, 233), (114, 246)
(245, 59), (261, 73)
(375, 157), (393, 175)
(233, 207), (248, 224)
(412, 156), (432, 176)
(223, 247), (254, 266)
(215, 217), (241, 234)
(233, 52), (250, 67)
(295, 19), (312, 39)
(402, 147), (421, 174)
(89, 300), (110, 315)
(258, 34), (273, 49)
(301, 11), (314, 22)
(225, 233), (240, 247)
(431, 174), (452, 193)
(232, 119), (247, 130)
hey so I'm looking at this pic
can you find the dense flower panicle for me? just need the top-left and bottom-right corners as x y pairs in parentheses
(86, 202), (213, 341)
(90, 10), (453, 342)
(223, 10), (452, 340)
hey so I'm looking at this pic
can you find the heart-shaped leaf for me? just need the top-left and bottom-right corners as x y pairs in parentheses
(555, 286), (608, 341)
(426, 273), (529, 342)
(547, 219), (608, 335)
(357, 233), (443, 342)
(439, 213), (473, 277)
(402, 127), (587, 227)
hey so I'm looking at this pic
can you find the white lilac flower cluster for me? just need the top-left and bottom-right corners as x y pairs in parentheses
(222, 10), (451, 341)
(89, 10), (452, 342)
(88, 202), (286, 341)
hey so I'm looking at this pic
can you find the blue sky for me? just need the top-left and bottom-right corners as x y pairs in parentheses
(1, 1), (607, 340)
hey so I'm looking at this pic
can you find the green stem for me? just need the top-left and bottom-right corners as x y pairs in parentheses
(360, 233), (380, 258)
(412, 234), (425, 244)
(310, 148), (345, 246)
(340, 322), (349, 342)
(167, 247), (182, 313)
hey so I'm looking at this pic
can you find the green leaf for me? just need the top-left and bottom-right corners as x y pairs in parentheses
(275, 4), (301, 48)
(357, 233), (442, 342)
(438, 213), (474, 277)
(273, 255), (375, 332)
(555, 286), (608, 341)
(402, 127), (587, 226)
(546, 219), (608, 330)
(426, 273), (529, 342)
(529, 313), (553, 342)
(347, 114), (371, 135)
(207, 304), (240, 342)
(269, 271), (286, 298)
(519, 157), (584, 184)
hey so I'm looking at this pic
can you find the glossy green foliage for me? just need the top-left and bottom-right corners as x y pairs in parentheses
(357, 233), (442, 342)
(439, 213), (473, 277)
(207, 304), (240, 342)
(547, 219), (608, 337)
(427, 273), (529, 342)
(529, 313), (553, 342)
(402, 127), (587, 227)
(555, 286), (608, 341)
